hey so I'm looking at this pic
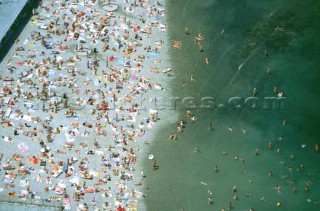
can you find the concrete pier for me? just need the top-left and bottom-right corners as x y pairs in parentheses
(0, 0), (40, 62)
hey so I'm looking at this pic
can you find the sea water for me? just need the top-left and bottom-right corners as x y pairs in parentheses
(144, 0), (320, 210)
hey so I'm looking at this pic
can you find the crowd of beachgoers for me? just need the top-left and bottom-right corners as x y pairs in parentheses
(0, 0), (168, 210)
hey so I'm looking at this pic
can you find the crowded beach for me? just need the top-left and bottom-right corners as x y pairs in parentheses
(0, 0), (167, 210)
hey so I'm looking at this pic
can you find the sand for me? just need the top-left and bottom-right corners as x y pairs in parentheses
(0, 0), (169, 210)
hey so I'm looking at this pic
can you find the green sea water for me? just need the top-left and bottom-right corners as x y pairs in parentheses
(143, 0), (320, 210)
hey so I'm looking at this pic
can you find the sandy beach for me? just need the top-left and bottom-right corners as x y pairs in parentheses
(0, 0), (169, 210)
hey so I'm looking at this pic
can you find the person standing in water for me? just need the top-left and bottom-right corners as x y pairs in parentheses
(185, 27), (189, 35)
(190, 74), (195, 82)
(208, 122), (213, 131)
(221, 28), (225, 36)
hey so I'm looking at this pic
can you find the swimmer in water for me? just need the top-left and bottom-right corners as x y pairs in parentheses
(191, 115), (197, 123)
(208, 122), (213, 131)
(185, 26), (189, 35)
(275, 26), (285, 32)
(190, 74), (195, 82)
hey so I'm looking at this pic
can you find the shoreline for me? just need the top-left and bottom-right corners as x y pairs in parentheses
(0, 0), (172, 210)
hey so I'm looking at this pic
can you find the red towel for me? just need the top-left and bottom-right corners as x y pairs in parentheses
(33, 157), (38, 165)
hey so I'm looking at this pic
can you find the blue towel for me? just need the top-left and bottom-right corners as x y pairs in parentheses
(117, 60), (125, 66)
(148, 52), (159, 56)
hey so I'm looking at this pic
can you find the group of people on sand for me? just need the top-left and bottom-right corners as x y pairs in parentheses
(0, 0), (169, 210)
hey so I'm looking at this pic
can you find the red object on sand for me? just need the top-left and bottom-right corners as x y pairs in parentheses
(117, 205), (125, 211)
(33, 157), (39, 165)
(16, 62), (24, 66)
(130, 155), (136, 163)
(71, 122), (80, 128)
(84, 188), (95, 193)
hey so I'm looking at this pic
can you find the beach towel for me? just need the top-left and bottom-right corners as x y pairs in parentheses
(33, 157), (39, 165)
(148, 52), (159, 56)
(16, 61), (24, 66)
(22, 114), (32, 122)
(28, 41), (35, 47)
(30, 20), (37, 25)
(63, 197), (71, 210)
(23, 38), (29, 45)
(3, 136), (13, 143)
(18, 143), (29, 152)
(71, 122), (80, 128)
(20, 179), (28, 187)
(117, 60), (125, 66)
